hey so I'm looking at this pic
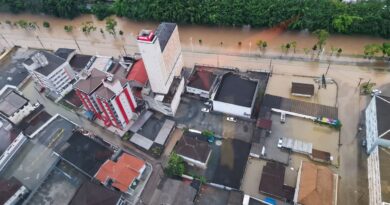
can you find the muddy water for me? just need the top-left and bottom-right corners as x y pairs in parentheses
(0, 13), (387, 55)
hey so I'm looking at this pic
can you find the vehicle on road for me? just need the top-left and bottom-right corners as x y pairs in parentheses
(204, 101), (211, 106)
(226, 117), (237, 122)
(277, 138), (283, 148)
(280, 113), (286, 123)
(201, 107), (210, 113)
(371, 89), (382, 96)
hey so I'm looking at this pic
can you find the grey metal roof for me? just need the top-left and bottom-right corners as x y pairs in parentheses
(375, 95), (390, 140)
(0, 90), (28, 117)
(69, 54), (94, 72)
(33, 51), (66, 76)
(155, 22), (176, 52)
(130, 133), (154, 150)
(54, 48), (75, 60)
(155, 119), (175, 145)
(214, 72), (258, 107)
(69, 181), (121, 205)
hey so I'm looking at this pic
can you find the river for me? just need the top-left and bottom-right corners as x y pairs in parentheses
(0, 13), (388, 56)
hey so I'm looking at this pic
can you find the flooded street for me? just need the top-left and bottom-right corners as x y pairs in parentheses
(0, 13), (387, 56)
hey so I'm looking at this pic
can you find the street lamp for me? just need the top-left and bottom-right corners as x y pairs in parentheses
(190, 37), (193, 52)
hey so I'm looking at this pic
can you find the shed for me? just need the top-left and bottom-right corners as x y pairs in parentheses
(291, 82), (314, 97)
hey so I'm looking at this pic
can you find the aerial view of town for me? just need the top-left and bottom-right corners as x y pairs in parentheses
(0, 1), (389, 205)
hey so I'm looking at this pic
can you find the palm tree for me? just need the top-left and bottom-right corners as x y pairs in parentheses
(291, 41), (297, 53)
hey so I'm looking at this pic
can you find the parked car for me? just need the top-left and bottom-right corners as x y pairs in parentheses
(277, 138), (283, 148)
(204, 101), (211, 106)
(226, 117), (237, 122)
(280, 113), (286, 124)
(201, 107), (210, 113)
(371, 89), (382, 96)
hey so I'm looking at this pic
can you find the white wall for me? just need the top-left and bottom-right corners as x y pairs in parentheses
(179, 154), (208, 169)
(170, 78), (185, 116)
(366, 97), (378, 153)
(212, 100), (252, 118)
(186, 86), (209, 97)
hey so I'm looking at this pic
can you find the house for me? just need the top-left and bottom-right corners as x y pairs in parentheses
(0, 85), (39, 125)
(212, 72), (259, 118)
(293, 161), (338, 205)
(74, 68), (138, 130)
(291, 82), (315, 98)
(0, 177), (29, 205)
(186, 66), (218, 98)
(69, 181), (123, 205)
(95, 153), (146, 193)
(174, 132), (212, 169)
(23, 51), (76, 98)
(54, 48), (76, 61)
(365, 95), (390, 205)
(137, 22), (185, 116)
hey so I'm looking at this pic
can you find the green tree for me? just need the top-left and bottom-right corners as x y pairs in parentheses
(43, 21), (50, 28)
(291, 41), (297, 53)
(119, 30), (124, 35)
(332, 15), (362, 33)
(256, 40), (263, 50)
(81, 21), (96, 35)
(313, 29), (329, 50)
(16, 20), (28, 30)
(364, 44), (382, 58)
(92, 2), (113, 21)
(166, 152), (185, 177)
(105, 17), (117, 35)
(262, 41), (267, 49)
(382, 42), (390, 57)
(64, 25), (73, 32)
(337, 48), (342, 56)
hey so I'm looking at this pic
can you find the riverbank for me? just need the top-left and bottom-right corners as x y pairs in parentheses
(0, 13), (388, 58)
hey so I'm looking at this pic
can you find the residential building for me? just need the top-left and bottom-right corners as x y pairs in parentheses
(186, 66), (218, 98)
(174, 131), (212, 169)
(95, 153), (146, 193)
(293, 161), (338, 205)
(54, 48), (76, 62)
(69, 181), (124, 205)
(74, 68), (138, 130)
(23, 51), (76, 98)
(137, 22), (185, 116)
(212, 72), (259, 118)
(0, 177), (29, 205)
(365, 95), (390, 205)
(0, 85), (39, 125)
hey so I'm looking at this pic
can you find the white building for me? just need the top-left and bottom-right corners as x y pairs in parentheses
(365, 95), (390, 205)
(137, 23), (185, 116)
(23, 51), (76, 98)
(186, 66), (218, 98)
(212, 72), (259, 118)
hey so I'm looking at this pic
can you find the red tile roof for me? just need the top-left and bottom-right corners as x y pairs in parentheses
(127, 59), (148, 86)
(95, 153), (145, 192)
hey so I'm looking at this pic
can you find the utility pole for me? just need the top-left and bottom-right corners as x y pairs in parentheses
(36, 35), (45, 49)
(325, 63), (330, 75)
(122, 45), (128, 56)
(357, 77), (363, 88)
(74, 38), (81, 52)
(0, 34), (11, 47)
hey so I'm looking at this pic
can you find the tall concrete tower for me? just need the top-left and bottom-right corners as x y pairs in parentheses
(137, 22), (183, 94)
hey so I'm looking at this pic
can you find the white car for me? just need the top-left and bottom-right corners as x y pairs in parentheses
(280, 113), (286, 123)
(204, 101), (211, 106)
(201, 108), (210, 113)
(371, 89), (382, 96)
(277, 138), (283, 148)
(226, 117), (237, 122)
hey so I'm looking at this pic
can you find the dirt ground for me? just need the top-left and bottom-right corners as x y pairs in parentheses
(266, 74), (337, 107)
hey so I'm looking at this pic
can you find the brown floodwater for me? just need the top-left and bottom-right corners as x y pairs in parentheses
(0, 13), (388, 55)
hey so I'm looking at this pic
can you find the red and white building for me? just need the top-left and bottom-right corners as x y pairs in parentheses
(74, 68), (138, 130)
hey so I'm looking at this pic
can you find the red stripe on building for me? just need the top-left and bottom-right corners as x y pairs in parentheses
(97, 97), (112, 126)
(104, 101), (121, 128)
(75, 89), (90, 110)
(123, 87), (136, 112)
(115, 96), (129, 124)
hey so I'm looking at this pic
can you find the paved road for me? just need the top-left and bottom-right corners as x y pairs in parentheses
(11, 34), (390, 204)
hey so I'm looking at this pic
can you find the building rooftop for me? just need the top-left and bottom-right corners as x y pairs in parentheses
(149, 178), (197, 205)
(95, 86), (115, 100)
(291, 82), (315, 96)
(379, 147), (390, 202)
(0, 89), (28, 117)
(74, 69), (106, 94)
(214, 72), (258, 107)
(127, 59), (148, 86)
(259, 162), (294, 201)
(69, 54), (94, 72)
(187, 68), (217, 91)
(17, 108), (52, 137)
(375, 96), (390, 140)
(55, 131), (114, 177)
(297, 161), (336, 205)
(162, 77), (182, 104)
(95, 153), (145, 192)
(155, 22), (177, 52)
(174, 132), (211, 163)
(0, 177), (23, 205)
(26, 51), (67, 76)
(69, 181), (122, 205)
(0, 116), (19, 156)
(54, 48), (75, 60)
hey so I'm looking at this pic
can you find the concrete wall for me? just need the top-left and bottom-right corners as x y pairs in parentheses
(162, 27), (183, 77)
(366, 97), (378, 153)
(367, 147), (382, 205)
(170, 78), (185, 116)
(179, 154), (208, 169)
(186, 86), (209, 98)
(212, 100), (252, 118)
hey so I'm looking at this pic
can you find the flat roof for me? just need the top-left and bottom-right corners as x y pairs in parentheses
(187, 68), (217, 91)
(0, 177), (23, 205)
(69, 181), (121, 205)
(55, 131), (113, 177)
(155, 22), (177, 52)
(0, 90), (28, 117)
(69, 54), (94, 72)
(291, 82), (314, 96)
(17, 108), (52, 137)
(375, 96), (390, 140)
(259, 162), (294, 201)
(0, 116), (19, 156)
(74, 69), (106, 94)
(32, 51), (66, 76)
(155, 119), (175, 145)
(54, 48), (75, 60)
(379, 147), (390, 202)
(214, 73), (258, 107)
